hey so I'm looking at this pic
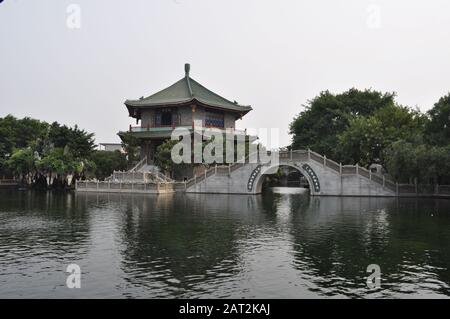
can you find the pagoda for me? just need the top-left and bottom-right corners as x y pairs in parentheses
(119, 64), (252, 165)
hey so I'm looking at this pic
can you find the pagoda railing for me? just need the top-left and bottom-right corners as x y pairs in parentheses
(128, 125), (247, 136)
(129, 156), (147, 172)
(129, 125), (192, 133)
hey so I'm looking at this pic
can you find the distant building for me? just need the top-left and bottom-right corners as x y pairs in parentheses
(98, 143), (124, 153)
(118, 63), (253, 164)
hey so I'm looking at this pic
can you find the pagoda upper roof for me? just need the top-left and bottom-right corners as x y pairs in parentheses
(125, 64), (252, 114)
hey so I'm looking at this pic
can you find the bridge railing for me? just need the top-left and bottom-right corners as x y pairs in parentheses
(301, 149), (399, 191)
(325, 159), (340, 173)
(437, 185), (450, 195)
(342, 166), (356, 174)
(306, 150), (342, 174)
(75, 180), (174, 192)
(358, 166), (370, 179)
(184, 149), (450, 196)
(397, 184), (450, 196)
(309, 151), (323, 164)
(293, 151), (308, 161)
(0, 179), (17, 185)
(109, 171), (146, 182)
(186, 149), (397, 192)
(385, 179), (397, 192)
(185, 150), (262, 189)
(176, 151), (450, 196)
(129, 156), (148, 172)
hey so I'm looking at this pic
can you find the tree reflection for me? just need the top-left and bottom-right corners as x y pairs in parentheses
(288, 196), (450, 297)
(0, 190), (91, 258)
(113, 193), (264, 296)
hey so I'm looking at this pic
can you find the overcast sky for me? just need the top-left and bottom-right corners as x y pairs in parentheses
(1, 0), (449, 147)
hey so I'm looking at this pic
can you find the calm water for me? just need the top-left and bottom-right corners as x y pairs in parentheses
(0, 189), (449, 298)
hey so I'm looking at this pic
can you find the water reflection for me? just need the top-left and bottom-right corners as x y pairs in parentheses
(0, 189), (449, 298)
(288, 196), (450, 298)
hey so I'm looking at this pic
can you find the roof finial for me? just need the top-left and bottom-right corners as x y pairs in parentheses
(185, 63), (190, 77)
(185, 63), (193, 97)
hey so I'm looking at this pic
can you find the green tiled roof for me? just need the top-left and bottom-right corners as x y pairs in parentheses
(125, 64), (252, 114)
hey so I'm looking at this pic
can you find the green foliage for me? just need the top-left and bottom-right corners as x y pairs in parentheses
(154, 140), (180, 174)
(120, 132), (141, 167)
(90, 150), (127, 180)
(0, 115), (48, 166)
(289, 88), (395, 160)
(385, 141), (450, 184)
(425, 93), (450, 146)
(337, 104), (426, 166)
(290, 89), (450, 183)
(80, 159), (97, 179)
(0, 115), (94, 163)
(421, 145), (450, 184)
(6, 148), (35, 175)
(0, 115), (112, 184)
(0, 115), (48, 151)
(47, 122), (95, 158)
(36, 147), (80, 175)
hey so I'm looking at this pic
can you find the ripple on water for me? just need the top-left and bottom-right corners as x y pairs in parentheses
(0, 191), (450, 298)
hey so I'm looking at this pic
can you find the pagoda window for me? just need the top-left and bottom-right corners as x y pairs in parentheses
(205, 110), (224, 128)
(161, 112), (172, 126)
(155, 108), (173, 126)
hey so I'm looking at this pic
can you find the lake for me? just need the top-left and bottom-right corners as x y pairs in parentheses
(0, 189), (449, 298)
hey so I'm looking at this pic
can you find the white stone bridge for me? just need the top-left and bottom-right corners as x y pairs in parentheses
(185, 150), (397, 196)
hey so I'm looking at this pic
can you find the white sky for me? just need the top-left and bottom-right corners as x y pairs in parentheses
(1, 0), (449, 147)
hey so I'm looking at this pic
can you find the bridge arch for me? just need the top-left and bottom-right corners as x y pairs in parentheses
(252, 163), (321, 195)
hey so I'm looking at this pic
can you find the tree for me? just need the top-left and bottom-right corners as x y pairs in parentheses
(425, 93), (450, 146)
(336, 104), (426, 166)
(36, 147), (80, 176)
(6, 148), (35, 176)
(336, 116), (384, 167)
(0, 115), (48, 150)
(0, 115), (97, 186)
(385, 141), (450, 184)
(289, 88), (395, 161)
(120, 132), (141, 167)
(0, 125), (13, 171)
(0, 115), (48, 172)
(154, 140), (181, 176)
(384, 140), (424, 183)
(47, 122), (95, 158)
(90, 150), (127, 180)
